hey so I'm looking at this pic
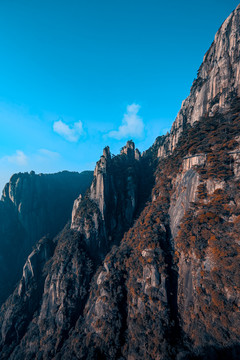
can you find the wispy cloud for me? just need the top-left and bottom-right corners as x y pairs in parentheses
(38, 148), (60, 159)
(108, 103), (144, 140)
(53, 119), (83, 142)
(5, 150), (28, 166)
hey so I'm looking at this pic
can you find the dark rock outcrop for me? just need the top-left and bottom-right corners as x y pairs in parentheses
(0, 236), (54, 359)
(0, 4), (240, 360)
(0, 170), (93, 304)
(0, 141), (155, 359)
(71, 141), (149, 258)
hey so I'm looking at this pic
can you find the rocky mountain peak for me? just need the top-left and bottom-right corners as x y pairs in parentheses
(71, 141), (145, 258)
(121, 139), (135, 155)
(121, 140), (141, 160)
(158, 4), (240, 157)
(102, 145), (111, 159)
(1, 5), (240, 360)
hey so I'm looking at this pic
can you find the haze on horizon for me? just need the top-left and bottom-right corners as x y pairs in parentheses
(0, 0), (239, 193)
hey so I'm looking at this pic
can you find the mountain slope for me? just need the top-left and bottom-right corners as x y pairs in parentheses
(60, 98), (240, 360)
(0, 170), (93, 304)
(0, 141), (155, 360)
(158, 4), (240, 156)
(0, 4), (240, 360)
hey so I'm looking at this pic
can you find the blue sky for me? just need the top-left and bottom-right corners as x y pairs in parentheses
(0, 0), (239, 193)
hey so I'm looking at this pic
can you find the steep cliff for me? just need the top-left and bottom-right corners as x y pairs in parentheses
(0, 140), (155, 360)
(0, 236), (54, 359)
(158, 4), (240, 157)
(71, 140), (153, 258)
(61, 99), (240, 360)
(0, 4), (240, 360)
(0, 170), (93, 304)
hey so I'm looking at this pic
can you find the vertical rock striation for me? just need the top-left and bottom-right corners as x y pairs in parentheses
(0, 170), (93, 304)
(158, 4), (240, 157)
(0, 4), (240, 360)
(71, 141), (143, 258)
(0, 141), (152, 360)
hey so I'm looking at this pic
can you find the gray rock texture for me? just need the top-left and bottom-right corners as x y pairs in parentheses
(0, 236), (54, 359)
(158, 4), (240, 157)
(0, 4), (240, 360)
(169, 168), (200, 238)
(71, 141), (143, 258)
(0, 170), (93, 304)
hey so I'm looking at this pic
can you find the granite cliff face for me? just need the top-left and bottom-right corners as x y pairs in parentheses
(71, 140), (151, 258)
(158, 4), (240, 157)
(0, 141), (155, 360)
(0, 4), (240, 360)
(0, 236), (54, 358)
(0, 170), (93, 304)
(1, 170), (93, 247)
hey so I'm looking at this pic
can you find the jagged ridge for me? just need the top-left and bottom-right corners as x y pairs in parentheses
(0, 4), (240, 360)
(0, 170), (93, 305)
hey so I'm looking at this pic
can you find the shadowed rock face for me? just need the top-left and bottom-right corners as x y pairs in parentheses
(0, 236), (54, 358)
(1, 170), (93, 247)
(71, 141), (145, 259)
(0, 141), (154, 360)
(1, 5), (240, 360)
(0, 170), (93, 304)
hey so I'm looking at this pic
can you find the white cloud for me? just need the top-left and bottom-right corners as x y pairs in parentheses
(6, 150), (28, 166)
(53, 119), (83, 142)
(108, 103), (144, 140)
(38, 149), (60, 159)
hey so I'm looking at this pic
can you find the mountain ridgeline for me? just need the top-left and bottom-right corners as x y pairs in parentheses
(0, 170), (93, 305)
(1, 4), (240, 360)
